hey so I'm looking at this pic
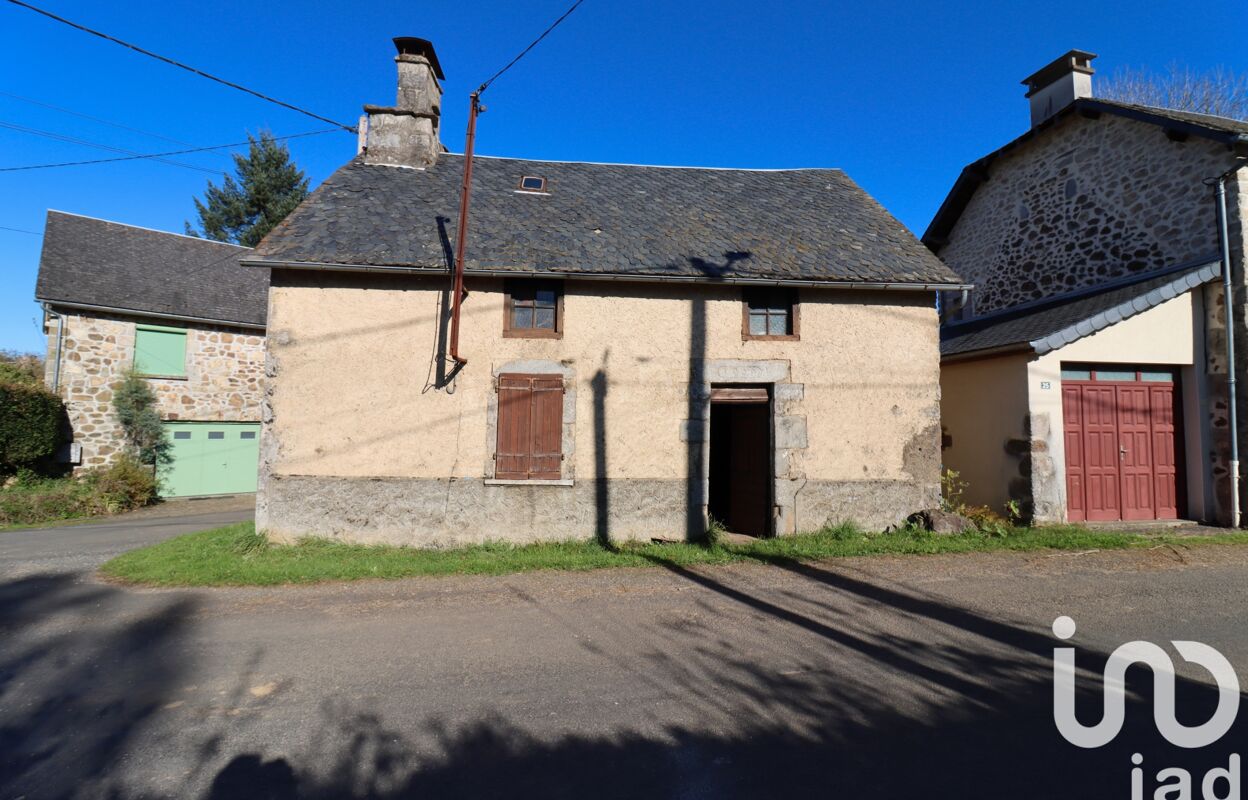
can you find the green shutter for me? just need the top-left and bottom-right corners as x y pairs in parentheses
(134, 326), (187, 377)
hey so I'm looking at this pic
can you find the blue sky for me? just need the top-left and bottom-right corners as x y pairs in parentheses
(1, 0), (1245, 353)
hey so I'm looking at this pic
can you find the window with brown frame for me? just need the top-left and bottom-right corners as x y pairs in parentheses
(495, 373), (564, 480)
(742, 288), (799, 340)
(504, 279), (564, 338)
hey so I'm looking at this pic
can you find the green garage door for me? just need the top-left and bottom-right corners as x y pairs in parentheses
(161, 422), (261, 497)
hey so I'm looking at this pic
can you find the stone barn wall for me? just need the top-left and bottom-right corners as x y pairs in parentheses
(938, 112), (1231, 316)
(43, 310), (264, 470)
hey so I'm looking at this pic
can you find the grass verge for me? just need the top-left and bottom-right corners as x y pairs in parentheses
(99, 521), (1248, 587)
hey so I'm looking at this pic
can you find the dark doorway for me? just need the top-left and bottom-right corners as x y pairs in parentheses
(708, 387), (771, 537)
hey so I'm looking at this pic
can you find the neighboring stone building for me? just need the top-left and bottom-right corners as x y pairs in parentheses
(927, 50), (1248, 525)
(35, 211), (267, 497)
(243, 37), (968, 546)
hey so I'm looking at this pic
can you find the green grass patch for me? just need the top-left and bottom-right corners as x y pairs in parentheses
(98, 521), (1248, 587)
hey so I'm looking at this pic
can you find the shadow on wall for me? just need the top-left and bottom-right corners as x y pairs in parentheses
(3, 557), (1244, 798)
(592, 352), (610, 548)
(685, 252), (751, 542)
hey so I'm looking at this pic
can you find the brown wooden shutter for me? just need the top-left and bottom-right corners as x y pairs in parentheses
(529, 376), (564, 479)
(496, 376), (534, 479)
(495, 374), (565, 480)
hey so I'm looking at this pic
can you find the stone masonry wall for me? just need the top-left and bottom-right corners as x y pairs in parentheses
(43, 310), (264, 470)
(940, 113), (1232, 315)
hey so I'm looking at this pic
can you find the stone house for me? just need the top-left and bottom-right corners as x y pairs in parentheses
(927, 50), (1248, 525)
(243, 38), (968, 546)
(35, 211), (267, 496)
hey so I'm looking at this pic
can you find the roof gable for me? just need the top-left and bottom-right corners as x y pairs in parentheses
(36, 211), (267, 328)
(249, 155), (965, 288)
(924, 99), (1248, 249)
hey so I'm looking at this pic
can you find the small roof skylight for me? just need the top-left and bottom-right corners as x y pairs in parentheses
(518, 176), (547, 192)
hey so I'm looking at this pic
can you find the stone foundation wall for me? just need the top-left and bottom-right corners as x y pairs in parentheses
(259, 474), (932, 547)
(44, 310), (265, 470)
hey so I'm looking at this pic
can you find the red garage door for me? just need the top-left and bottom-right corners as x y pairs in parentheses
(1062, 367), (1182, 522)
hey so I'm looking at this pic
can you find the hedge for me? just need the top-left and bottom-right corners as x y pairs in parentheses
(0, 381), (65, 472)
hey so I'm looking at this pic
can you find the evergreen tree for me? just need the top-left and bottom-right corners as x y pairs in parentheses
(113, 372), (172, 468)
(186, 131), (310, 247)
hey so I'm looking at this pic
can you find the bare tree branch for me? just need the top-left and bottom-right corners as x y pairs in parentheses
(1099, 63), (1248, 121)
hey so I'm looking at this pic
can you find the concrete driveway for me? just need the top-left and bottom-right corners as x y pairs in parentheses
(3, 512), (1248, 799)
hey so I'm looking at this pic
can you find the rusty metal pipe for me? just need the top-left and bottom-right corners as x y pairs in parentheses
(449, 92), (482, 367)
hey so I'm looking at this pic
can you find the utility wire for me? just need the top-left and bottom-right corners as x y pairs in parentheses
(0, 128), (338, 172)
(478, 0), (587, 94)
(0, 224), (40, 235)
(0, 90), (196, 146)
(0, 119), (221, 173)
(4, 0), (356, 133)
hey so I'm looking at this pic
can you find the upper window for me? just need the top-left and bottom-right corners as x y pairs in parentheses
(518, 176), (547, 192)
(742, 288), (799, 340)
(134, 324), (187, 377)
(504, 279), (563, 339)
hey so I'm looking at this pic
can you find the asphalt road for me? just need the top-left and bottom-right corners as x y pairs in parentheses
(0, 498), (254, 578)
(3, 512), (1248, 799)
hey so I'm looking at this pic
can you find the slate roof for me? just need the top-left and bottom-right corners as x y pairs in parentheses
(924, 98), (1248, 248)
(35, 211), (266, 328)
(941, 262), (1220, 359)
(248, 155), (966, 287)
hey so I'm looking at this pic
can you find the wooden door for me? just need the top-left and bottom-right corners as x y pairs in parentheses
(1063, 386), (1087, 522)
(1062, 369), (1181, 523)
(1116, 385), (1156, 521)
(725, 403), (770, 536)
(1149, 384), (1179, 519)
(1081, 385), (1122, 521)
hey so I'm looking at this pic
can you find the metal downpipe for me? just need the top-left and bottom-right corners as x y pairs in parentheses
(1215, 173), (1242, 527)
(42, 302), (65, 393)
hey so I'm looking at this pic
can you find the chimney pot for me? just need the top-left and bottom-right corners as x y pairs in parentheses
(1022, 49), (1097, 128)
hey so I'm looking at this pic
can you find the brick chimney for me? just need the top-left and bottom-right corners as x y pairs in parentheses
(362, 37), (445, 167)
(1022, 50), (1096, 128)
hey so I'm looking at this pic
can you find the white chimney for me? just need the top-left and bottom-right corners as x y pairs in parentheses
(363, 37), (444, 167)
(1022, 50), (1097, 128)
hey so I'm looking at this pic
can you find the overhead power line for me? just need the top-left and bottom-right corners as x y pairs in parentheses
(0, 128), (339, 172)
(0, 90), (196, 146)
(4, 0), (356, 133)
(0, 119), (221, 173)
(478, 0), (587, 94)
(0, 224), (40, 235)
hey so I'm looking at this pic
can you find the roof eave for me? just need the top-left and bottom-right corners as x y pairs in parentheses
(38, 298), (265, 331)
(941, 261), (1220, 361)
(240, 258), (970, 291)
(941, 342), (1034, 363)
(1028, 261), (1220, 355)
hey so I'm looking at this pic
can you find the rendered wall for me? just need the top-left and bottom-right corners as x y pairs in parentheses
(939, 353), (1031, 513)
(43, 310), (264, 470)
(259, 272), (942, 544)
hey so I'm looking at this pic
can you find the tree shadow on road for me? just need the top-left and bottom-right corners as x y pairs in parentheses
(189, 556), (1246, 800)
(0, 572), (198, 799)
